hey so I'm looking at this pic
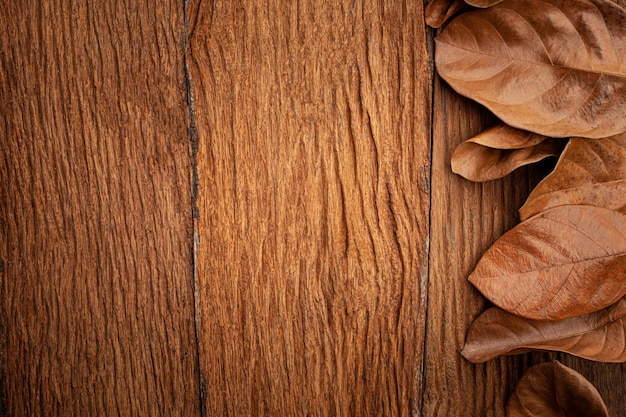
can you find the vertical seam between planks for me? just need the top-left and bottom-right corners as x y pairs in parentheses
(183, 1), (206, 416)
(418, 15), (437, 417)
(0, 307), (5, 417)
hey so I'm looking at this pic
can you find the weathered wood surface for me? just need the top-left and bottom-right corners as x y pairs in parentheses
(188, 1), (432, 415)
(422, 0), (626, 414)
(2, 0), (625, 416)
(0, 1), (199, 416)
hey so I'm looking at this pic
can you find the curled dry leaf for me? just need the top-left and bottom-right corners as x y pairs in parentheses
(462, 298), (626, 363)
(520, 134), (626, 220)
(451, 124), (565, 182)
(469, 205), (626, 320)
(435, 0), (626, 138)
(465, 0), (503, 7)
(508, 361), (609, 417)
(425, 0), (468, 28)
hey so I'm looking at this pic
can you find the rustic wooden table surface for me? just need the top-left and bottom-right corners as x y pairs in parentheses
(2, 0), (625, 416)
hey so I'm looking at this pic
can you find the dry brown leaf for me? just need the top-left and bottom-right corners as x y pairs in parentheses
(507, 361), (609, 417)
(469, 205), (626, 320)
(451, 124), (565, 182)
(465, 0), (503, 7)
(520, 134), (626, 220)
(425, 0), (468, 28)
(462, 298), (626, 363)
(435, 0), (626, 138)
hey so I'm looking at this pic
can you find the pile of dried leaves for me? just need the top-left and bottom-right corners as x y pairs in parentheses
(427, 0), (626, 414)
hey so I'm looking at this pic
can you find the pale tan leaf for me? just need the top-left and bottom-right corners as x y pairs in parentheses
(462, 298), (626, 363)
(507, 361), (609, 417)
(451, 124), (564, 182)
(520, 134), (626, 220)
(469, 205), (626, 320)
(435, 0), (626, 138)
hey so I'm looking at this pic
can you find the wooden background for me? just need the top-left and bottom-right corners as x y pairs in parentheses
(1, 0), (624, 416)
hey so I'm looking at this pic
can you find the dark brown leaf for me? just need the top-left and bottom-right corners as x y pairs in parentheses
(507, 361), (609, 417)
(451, 124), (564, 182)
(469, 205), (626, 320)
(425, 0), (468, 28)
(465, 0), (503, 7)
(520, 134), (626, 220)
(435, 0), (626, 138)
(462, 298), (626, 363)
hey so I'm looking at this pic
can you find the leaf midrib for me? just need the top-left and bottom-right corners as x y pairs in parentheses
(471, 251), (626, 278)
(435, 38), (626, 79)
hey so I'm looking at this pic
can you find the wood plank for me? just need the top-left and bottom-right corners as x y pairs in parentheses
(188, 1), (432, 415)
(425, 37), (626, 417)
(424, 78), (544, 417)
(0, 1), (200, 415)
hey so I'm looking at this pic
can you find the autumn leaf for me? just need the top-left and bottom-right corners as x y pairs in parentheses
(469, 205), (626, 320)
(462, 298), (626, 363)
(520, 134), (626, 220)
(435, 0), (626, 138)
(507, 361), (609, 417)
(451, 124), (565, 182)
(465, 0), (503, 7)
(425, 0), (468, 28)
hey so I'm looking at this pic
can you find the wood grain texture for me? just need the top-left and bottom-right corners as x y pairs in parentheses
(0, 1), (200, 415)
(3, 1), (625, 416)
(423, 78), (533, 417)
(187, 0), (432, 415)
